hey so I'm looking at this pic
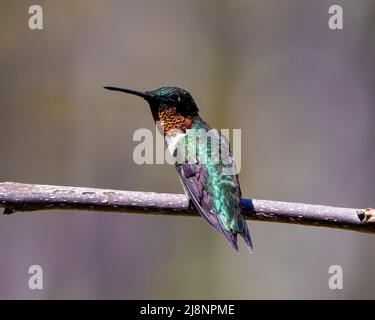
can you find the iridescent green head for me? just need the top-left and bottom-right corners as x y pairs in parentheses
(104, 86), (199, 118)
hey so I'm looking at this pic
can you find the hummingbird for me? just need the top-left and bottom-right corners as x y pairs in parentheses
(104, 86), (253, 253)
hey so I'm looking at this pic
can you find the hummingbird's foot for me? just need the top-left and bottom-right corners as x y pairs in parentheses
(188, 199), (196, 212)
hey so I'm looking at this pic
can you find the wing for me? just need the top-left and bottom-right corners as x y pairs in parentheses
(176, 162), (240, 251)
(176, 163), (220, 231)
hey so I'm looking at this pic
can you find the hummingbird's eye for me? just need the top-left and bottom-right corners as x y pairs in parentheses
(170, 93), (179, 103)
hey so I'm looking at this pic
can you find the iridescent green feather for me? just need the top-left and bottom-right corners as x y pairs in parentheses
(182, 121), (244, 234)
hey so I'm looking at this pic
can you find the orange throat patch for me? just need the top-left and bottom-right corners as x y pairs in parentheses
(158, 106), (193, 135)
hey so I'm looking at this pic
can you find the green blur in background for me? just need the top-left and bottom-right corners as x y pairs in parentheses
(0, 0), (374, 299)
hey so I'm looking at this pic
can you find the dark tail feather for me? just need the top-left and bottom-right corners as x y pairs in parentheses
(225, 232), (239, 253)
(240, 222), (253, 254)
(218, 224), (239, 252)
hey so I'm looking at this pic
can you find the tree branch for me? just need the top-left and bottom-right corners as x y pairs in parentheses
(0, 182), (374, 233)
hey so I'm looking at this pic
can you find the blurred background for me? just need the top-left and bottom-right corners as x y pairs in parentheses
(0, 0), (374, 299)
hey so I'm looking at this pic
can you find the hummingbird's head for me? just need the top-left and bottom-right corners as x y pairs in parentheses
(146, 87), (199, 117)
(104, 86), (199, 133)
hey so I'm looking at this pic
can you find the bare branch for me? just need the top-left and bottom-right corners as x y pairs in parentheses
(0, 182), (374, 233)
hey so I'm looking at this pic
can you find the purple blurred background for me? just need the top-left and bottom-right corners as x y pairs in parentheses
(0, 0), (374, 299)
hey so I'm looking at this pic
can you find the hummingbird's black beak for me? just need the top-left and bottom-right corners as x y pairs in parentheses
(104, 86), (172, 105)
(103, 86), (151, 101)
